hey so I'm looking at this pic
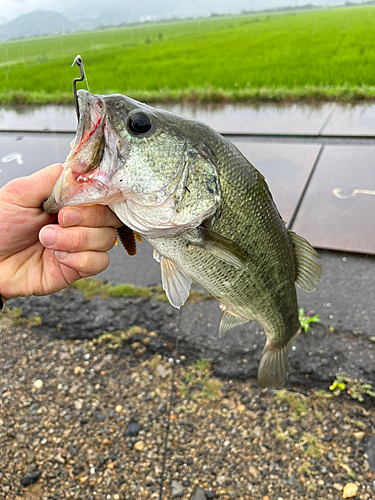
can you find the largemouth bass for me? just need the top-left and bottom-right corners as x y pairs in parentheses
(44, 90), (322, 388)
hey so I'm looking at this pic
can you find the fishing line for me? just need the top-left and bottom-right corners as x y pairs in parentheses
(159, 314), (182, 500)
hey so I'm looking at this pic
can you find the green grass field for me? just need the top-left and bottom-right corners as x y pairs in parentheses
(1, 5), (375, 104)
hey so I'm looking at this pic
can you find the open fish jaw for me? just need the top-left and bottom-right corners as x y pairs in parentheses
(44, 90), (221, 238)
(43, 93), (122, 213)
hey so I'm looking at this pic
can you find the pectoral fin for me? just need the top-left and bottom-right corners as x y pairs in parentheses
(189, 227), (248, 270)
(219, 306), (248, 337)
(160, 256), (192, 309)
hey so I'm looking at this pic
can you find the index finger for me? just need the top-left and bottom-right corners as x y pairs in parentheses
(59, 205), (123, 229)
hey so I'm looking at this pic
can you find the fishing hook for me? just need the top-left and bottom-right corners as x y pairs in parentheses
(71, 54), (85, 121)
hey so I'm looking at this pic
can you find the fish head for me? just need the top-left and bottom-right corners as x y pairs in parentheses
(44, 90), (220, 237)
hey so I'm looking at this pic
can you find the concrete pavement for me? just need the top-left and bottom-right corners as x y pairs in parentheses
(1, 101), (375, 254)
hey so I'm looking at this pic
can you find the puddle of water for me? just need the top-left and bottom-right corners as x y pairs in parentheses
(0, 102), (334, 135)
(0, 105), (76, 132)
(162, 102), (333, 135)
(0, 133), (72, 189)
(2, 101), (375, 136)
(323, 103), (375, 136)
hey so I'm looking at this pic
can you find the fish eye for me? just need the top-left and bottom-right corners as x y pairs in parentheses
(128, 112), (152, 135)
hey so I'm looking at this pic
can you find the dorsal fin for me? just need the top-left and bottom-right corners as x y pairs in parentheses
(289, 231), (323, 292)
(160, 256), (192, 309)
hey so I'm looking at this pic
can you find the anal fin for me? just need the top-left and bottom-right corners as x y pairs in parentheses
(219, 305), (248, 337)
(160, 256), (192, 309)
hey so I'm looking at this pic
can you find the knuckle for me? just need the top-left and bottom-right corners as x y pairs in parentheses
(98, 206), (109, 227)
(77, 251), (92, 270)
(85, 205), (107, 227)
(73, 228), (89, 251)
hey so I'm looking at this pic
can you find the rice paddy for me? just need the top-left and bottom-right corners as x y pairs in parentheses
(1, 5), (375, 104)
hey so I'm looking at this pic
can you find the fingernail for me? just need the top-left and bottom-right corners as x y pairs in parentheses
(63, 208), (82, 227)
(55, 251), (68, 260)
(40, 227), (56, 246)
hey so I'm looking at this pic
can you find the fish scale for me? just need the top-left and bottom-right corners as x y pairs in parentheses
(43, 89), (322, 388)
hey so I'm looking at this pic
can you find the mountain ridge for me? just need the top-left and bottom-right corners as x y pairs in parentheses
(0, 11), (78, 42)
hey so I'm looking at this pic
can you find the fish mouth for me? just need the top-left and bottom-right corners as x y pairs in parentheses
(43, 90), (123, 213)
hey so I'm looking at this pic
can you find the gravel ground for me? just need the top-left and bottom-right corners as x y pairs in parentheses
(0, 310), (375, 500)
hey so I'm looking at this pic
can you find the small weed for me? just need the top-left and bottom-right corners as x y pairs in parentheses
(202, 378), (223, 400)
(178, 358), (222, 402)
(191, 359), (212, 373)
(149, 354), (162, 370)
(71, 278), (111, 299)
(27, 316), (42, 328)
(299, 308), (320, 333)
(1, 307), (42, 328)
(273, 427), (289, 441)
(131, 342), (147, 356)
(316, 411), (324, 422)
(108, 284), (152, 299)
(72, 278), (154, 300)
(90, 326), (147, 350)
(300, 434), (323, 459)
(329, 375), (375, 402)
(343, 416), (367, 429)
(275, 390), (308, 421)
(313, 389), (332, 408)
(3, 306), (23, 325)
(298, 462), (312, 476)
(306, 442), (322, 459)
(179, 386), (190, 397)
(71, 278), (210, 304)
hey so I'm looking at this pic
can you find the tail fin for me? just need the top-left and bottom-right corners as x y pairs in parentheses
(257, 329), (300, 388)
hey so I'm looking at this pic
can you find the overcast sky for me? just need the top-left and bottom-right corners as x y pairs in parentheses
(0, 0), (368, 23)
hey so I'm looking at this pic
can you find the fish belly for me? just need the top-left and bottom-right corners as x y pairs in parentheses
(148, 231), (300, 346)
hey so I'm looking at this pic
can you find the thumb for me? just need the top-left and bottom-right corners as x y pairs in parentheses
(1, 164), (63, 209)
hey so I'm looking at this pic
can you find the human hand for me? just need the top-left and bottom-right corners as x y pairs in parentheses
(0, 164), (122, 300)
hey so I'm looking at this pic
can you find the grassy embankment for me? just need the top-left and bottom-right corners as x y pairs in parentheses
(1, 5), (375, 104)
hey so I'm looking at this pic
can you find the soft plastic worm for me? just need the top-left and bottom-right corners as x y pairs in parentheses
(116, 225), (137, 256)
